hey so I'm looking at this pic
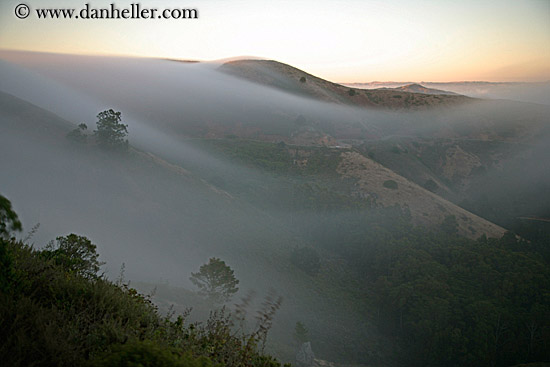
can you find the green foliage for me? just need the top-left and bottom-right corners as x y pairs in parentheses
(0, 237), (285, 367)
(190, 258), (239, 303)
(1, 239), (161, 367)
(299, 76), (306, 83)
(94, 109), (128, 150)
(0, 238), (15, 293)
(290, 247), (320, 276)
(41, 234), (104, 279)
(360, 230), (550, 367)
(0, 194), (22, 238)
(67, 123), (88, 144)
(285, 182), (373, 212)
(152, 289), (285, 367)
(285, 201), (550, 366)
(90, 340), (214, 367)
(383, 179), (398, 190)
(197, 139), (345, 178)
(202, 139), (294, 174)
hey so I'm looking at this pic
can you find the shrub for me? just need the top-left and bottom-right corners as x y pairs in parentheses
(66, 123), (88, 144)
(1, 238), (287, 367)
(0, 194), (22, 238)
(41, 234), (104, 279)
(383, 180), (398, 190)
(0, 238), (14, 292)
(90, 340), (214, 367)
(0, 199), (287, 367)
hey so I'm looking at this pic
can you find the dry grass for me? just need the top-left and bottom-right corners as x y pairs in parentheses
(337, 151), (505, 238)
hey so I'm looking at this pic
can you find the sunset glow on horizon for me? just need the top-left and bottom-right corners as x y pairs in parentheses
(1, 0), (549, 83)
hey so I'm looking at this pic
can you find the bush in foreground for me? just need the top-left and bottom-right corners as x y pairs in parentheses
(0, 235), (287, 367)
(0, 204), (286, 367)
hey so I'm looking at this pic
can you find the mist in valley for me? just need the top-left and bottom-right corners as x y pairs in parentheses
(1, 50), (550, 365)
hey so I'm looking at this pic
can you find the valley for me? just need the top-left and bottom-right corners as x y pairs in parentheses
(1, 51), (549, 367)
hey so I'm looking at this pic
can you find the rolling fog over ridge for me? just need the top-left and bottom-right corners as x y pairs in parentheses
(1, 50), (550, 366)
(344, 80), (550, 106)
(2, 50), (548, 145)
(3, 50), (548, 239)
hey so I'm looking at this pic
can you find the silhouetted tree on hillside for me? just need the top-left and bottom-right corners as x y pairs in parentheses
(190, 258), (239, 303)
(94, 109), (128, 150)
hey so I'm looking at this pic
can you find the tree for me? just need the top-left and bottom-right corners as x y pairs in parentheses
(190, 258), (239, 303)
(94, 109), (128, 150)
(42, 234), (104, 279)
(66, 123), (88, 144)
(0, 194), (22, 239)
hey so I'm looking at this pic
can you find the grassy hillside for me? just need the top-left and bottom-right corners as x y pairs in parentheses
(337, 151), (505, 238)
(381, 83), (458, 96)
(0, 92), (380, 364)
(5, 189), (549, 367)
(0, 233), (288, 367)
(219, 60), (473, 110)
(184, 138), (505, 239)
(1, 54), (549, 367)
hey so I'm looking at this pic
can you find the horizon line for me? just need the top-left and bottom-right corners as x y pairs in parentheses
(1, 48), (548, 85)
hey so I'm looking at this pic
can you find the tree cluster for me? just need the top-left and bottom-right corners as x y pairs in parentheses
(66, 109), (128, 151)
(0, 195), (286, 367)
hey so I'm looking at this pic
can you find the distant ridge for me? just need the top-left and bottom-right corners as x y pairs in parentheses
(379, 83), (458, 95)
(220, 59), (473, 110)
(344, 80), (550, 105)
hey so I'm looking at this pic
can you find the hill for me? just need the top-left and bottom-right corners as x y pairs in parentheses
(381, 83), (458, 95)
(219, 59), (473, 110)
(344, 81), (550, 106)
(0, 91), (379, 364)
(192, 137), (506, 239)
(337, 151), (505, 238)
(0, 231), (286, 367)
(1, 51), (550, 366)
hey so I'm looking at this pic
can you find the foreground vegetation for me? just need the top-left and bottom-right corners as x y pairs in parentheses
(281, 184), (550, 366)
(0, 197), (287, 367)
(1, 134), (549, 366)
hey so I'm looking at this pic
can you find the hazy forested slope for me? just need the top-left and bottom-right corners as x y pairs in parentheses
(1, 51), (549, 366)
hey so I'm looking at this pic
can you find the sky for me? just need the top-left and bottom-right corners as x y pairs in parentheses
(0, 0), (549, 82)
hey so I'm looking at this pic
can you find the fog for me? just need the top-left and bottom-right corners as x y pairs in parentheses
(346, 81), (550, 106)
(1, 50), (549, 364)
